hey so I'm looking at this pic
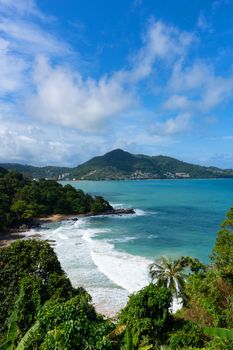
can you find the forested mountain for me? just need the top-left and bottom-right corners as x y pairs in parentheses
(1, 149), (233, 180)
(71, 149), (233, 180)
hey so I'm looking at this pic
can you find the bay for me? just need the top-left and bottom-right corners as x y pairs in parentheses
(32, 179), (233, 315)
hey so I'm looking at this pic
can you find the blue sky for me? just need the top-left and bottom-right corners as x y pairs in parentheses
(0, 0), (233, 167)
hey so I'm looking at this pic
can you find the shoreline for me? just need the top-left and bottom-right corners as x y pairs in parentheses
(0, 208), (135, 248)
(0, 232), (27, 248)
(0, 209), (136, 318)
(0, 207), (182, 318)
(60, 177), (233, 182)
(39, 208), (135, 221)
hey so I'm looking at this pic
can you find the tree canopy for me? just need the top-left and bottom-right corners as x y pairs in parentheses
(0, 171), (112, 233)
(0, 240), (114, 349)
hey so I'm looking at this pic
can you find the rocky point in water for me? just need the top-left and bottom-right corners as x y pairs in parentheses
(85, 208), (135, 217)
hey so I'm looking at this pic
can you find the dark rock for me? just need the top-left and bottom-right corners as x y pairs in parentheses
(89, 208), (135, 216)
(113, 208), (135, 215)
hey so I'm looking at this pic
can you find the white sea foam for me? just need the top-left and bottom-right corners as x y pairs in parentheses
(110, 203), (125, 209)
(134, 208), (158, 216)
(109, 236), (137, 243)
(57, 232), (69, 240)
(88, 287), (129, 317)
(134, 208), (147, 216)
(82, 229), (151, 293)
(23, 213), (181, 316)
(37, 221), (131, 316)
(36, 217), (152, 295)
(147, 234), (159, 239)
(111, 201), (157, 216)
(93, 208), (155, 219)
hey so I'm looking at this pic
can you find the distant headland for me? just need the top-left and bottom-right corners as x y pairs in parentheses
(1, 149), (233, 180)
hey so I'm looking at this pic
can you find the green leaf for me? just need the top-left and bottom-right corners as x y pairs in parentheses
(139, 345), (153, 350)
(7, 311), (18, 344)
(203, 326), (233, 340)
(0, 341), (13, 350)
(0, 310), (18, 350)
(16, 321), (40, 350)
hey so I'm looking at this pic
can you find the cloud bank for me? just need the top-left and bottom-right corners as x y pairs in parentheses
(0, 0), (233, 166)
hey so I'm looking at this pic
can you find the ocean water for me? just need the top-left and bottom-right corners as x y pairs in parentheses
(29, 179), (233, 315)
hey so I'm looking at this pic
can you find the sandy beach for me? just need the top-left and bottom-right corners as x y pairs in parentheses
(0, 232), (27, 248)
(39, 213), (78, 222)
(0, 214), (67, 248)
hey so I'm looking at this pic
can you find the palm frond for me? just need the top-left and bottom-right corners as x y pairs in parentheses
(0, 310), (18, 350)
(148, 255), (190, 302)
(16, 321), (40, 350)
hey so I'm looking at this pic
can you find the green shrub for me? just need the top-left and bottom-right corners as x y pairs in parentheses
(118, 284), (173, 348)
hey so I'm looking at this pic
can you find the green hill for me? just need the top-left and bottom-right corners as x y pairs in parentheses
(0, 163), (71, 179)
(71, 149), (233, 180)
(1, 149), (233, 180)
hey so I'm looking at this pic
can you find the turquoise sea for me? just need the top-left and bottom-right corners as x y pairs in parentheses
(29, 179), (233, 315)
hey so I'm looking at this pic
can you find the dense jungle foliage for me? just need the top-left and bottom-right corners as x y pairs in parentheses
(0, 170), (112, 234)
(0, 183), (233, 348)
(0, 240), (114, 348)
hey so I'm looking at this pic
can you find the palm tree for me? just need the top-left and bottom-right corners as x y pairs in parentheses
(149, 255), (206, 297)
(149, 256), (188, 299)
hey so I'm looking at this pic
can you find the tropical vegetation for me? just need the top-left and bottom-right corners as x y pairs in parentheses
(0, 240), (114, 348)
(149, 256), (206, 302)
(0, 175), (233, 349)
(0, 170), (112, 234)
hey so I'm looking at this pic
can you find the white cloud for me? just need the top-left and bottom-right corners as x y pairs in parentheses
(0, 38), (28, 95)
(151, 113), (192, 136)
(163, 95), (191, 110)
(0, 0), (48, 20)
(0, 0), (39, 16)
(169, 61), (210, 91)
(0, 119), (107, 165)
(168, 61), (233, 112)
(28, 56), (134, 130)
(0, 18), (71, 55)
(201, 75), (233, 111)
(0, 2), (232, 166)
(26, 20), (195, 130)
(0, 6), (197, 133)
(129, 20), (194, 82)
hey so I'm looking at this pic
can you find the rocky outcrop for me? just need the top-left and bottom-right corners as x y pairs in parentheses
(83, 208), (135, 217)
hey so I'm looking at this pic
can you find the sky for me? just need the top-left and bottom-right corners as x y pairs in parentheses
(0, 0), (233, 168)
